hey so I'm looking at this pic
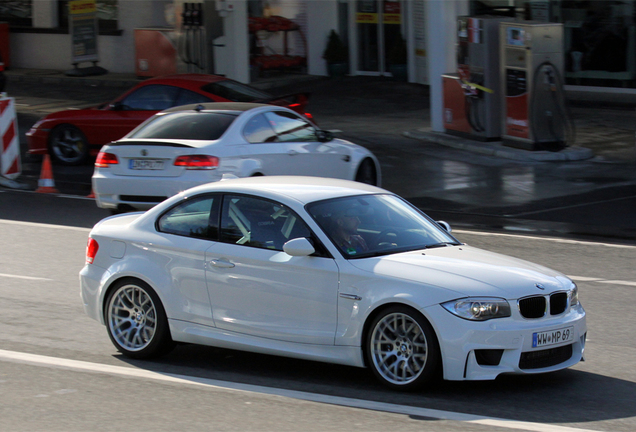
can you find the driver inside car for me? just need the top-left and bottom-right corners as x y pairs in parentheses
(330, 207), (369, 255)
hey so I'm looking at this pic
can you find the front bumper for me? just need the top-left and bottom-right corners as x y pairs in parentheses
(423, 303), (587, 381)
(26, 127), (49, 155)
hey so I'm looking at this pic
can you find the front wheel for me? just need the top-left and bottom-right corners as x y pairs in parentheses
(48, 124), (89, 165)
(365, 305), (441, 391)
(105, 278), (175, 359)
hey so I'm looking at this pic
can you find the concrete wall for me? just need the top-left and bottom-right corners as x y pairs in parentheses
(306, 0), (338, 76)
(11, 0), (171, 73)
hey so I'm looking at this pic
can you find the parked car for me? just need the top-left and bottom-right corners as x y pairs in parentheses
(92, 102), (380, 213)
(26, 74), (310, 166)
(80, 176), (587, 391)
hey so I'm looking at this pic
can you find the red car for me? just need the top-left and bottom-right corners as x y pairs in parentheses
(27, 74), (310, 165)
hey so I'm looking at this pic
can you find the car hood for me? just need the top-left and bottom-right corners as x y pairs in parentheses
(348, 245), (571, 299)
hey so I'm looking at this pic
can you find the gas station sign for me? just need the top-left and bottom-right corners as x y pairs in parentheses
(69, 0), (99, 64)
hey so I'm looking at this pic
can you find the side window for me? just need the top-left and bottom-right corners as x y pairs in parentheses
(175, 89), (214, 106)
(243, 114), (278, 143)
(264, 111), (318, 143)
(120, 85), (180, 111)
(220, 195), (313, 251)
(157, 195), (219, 240)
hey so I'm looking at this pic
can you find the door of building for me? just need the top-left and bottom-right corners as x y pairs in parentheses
(354, 0), (404, 75)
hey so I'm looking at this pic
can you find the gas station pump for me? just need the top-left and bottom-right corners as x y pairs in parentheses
(500, 22), (574, 151)
(443, 16), (512, 141)
(174, 0), (224, 74)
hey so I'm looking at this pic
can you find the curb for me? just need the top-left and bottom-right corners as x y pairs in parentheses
(404, 128), (595, 162)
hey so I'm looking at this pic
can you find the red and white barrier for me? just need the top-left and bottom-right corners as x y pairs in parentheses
(0, 94), (21, 180)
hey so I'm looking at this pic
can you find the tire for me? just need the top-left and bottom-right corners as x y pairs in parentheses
(365, 305), (441, 391)
(355, 158), (377, 186)
(48, 124), (90, 166)
(105, 278), (175, 359)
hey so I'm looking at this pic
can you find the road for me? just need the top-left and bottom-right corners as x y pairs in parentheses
(6, 75), (636, 241)
(0, 196), (635, 431)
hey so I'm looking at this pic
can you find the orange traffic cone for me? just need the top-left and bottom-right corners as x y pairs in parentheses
(35, 154), (59, 193)
(86, 188), (95, 198)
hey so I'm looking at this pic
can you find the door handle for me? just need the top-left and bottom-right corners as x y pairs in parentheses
(287, 149), (298, 156)
(208, 259), (235, 269)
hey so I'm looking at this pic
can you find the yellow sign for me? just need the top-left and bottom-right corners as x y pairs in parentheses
(69, 0), (96, 15)
(356, 13), (378, 24)
(383, 13), (401, 24)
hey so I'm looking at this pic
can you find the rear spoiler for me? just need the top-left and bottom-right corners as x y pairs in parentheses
(107, 140), (194, 148)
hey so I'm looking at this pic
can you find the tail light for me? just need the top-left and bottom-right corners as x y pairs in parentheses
(95, 152), (118, 168)
(86, 238), (99, 264)
(174, 155), (219, 170)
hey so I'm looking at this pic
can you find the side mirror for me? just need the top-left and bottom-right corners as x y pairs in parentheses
(316, 130), (334, 143)
(109, 101), (125, 111)
(283, 237), (315, 257)
(436, 220), (452, 233)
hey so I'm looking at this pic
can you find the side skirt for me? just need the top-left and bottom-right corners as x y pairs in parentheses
(169, 319), (366, 368)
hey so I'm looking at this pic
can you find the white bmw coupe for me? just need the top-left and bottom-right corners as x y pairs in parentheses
(80, 177), (586, 390)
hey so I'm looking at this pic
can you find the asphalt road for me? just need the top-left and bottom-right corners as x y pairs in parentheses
(7, 75), (636, 243)
(0, 204), (635, 431)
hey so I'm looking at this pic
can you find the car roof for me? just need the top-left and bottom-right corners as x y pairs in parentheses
(161, 102), (270, 113)
(144, 74), (229, 86)
(179, 176), (386, 205)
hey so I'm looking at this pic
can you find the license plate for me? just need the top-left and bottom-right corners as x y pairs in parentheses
(129, 159), (164, 170)
(532, 326), (574, 348)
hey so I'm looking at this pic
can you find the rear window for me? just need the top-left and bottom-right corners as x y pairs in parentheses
(129, 112), (238, 140)
(202, 81), (271, 102)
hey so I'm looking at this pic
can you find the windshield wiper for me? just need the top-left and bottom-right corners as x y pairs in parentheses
(425, 242), (460, 249)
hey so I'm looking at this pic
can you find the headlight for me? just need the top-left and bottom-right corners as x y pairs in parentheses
(569, 284), (579, 307)
(442, 297), (511, 321)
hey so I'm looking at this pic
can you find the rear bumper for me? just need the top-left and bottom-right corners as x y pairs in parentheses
(93, 169), (223, 211)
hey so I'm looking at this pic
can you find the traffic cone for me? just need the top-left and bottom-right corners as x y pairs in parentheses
(35, 154), (59, 193)
(86, 188), (95, 198)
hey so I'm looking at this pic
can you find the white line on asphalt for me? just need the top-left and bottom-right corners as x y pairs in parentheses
(0, 273), (52, 281)
(0, 349), (599, 432)
(568, 276), (603, 282)
(0, 219), (91, 232)
(454, 229), (636, 249)
(569, 276), (635, 287)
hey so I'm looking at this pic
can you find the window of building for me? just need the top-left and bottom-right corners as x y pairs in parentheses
(0, 1), (33, 27)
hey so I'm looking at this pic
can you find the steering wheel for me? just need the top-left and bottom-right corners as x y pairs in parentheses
(374, 229), (400, 249)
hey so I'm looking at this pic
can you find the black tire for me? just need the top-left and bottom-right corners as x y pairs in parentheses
(365, 305), (441, 391)
(48, 124), (90, 166)
(104, 278), (175, 359)
(355, 158), (377, 186)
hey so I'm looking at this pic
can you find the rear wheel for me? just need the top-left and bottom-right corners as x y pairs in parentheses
(48, 124), (89, 165)
(355, 158), (377, 186)
(365, 305), (441, 391)
(105, 278), (175, 359)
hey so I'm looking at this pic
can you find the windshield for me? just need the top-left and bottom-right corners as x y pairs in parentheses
(306, 194), (461, 259)
(128, 112), (238, 140)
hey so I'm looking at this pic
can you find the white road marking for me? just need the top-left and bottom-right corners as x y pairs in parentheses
(568, 276), (603, 282)
(0, 218), (91, 232)
(0, 273), (52, 281)
(453, 229), (636, 249)
(0, 349), (599, 432)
